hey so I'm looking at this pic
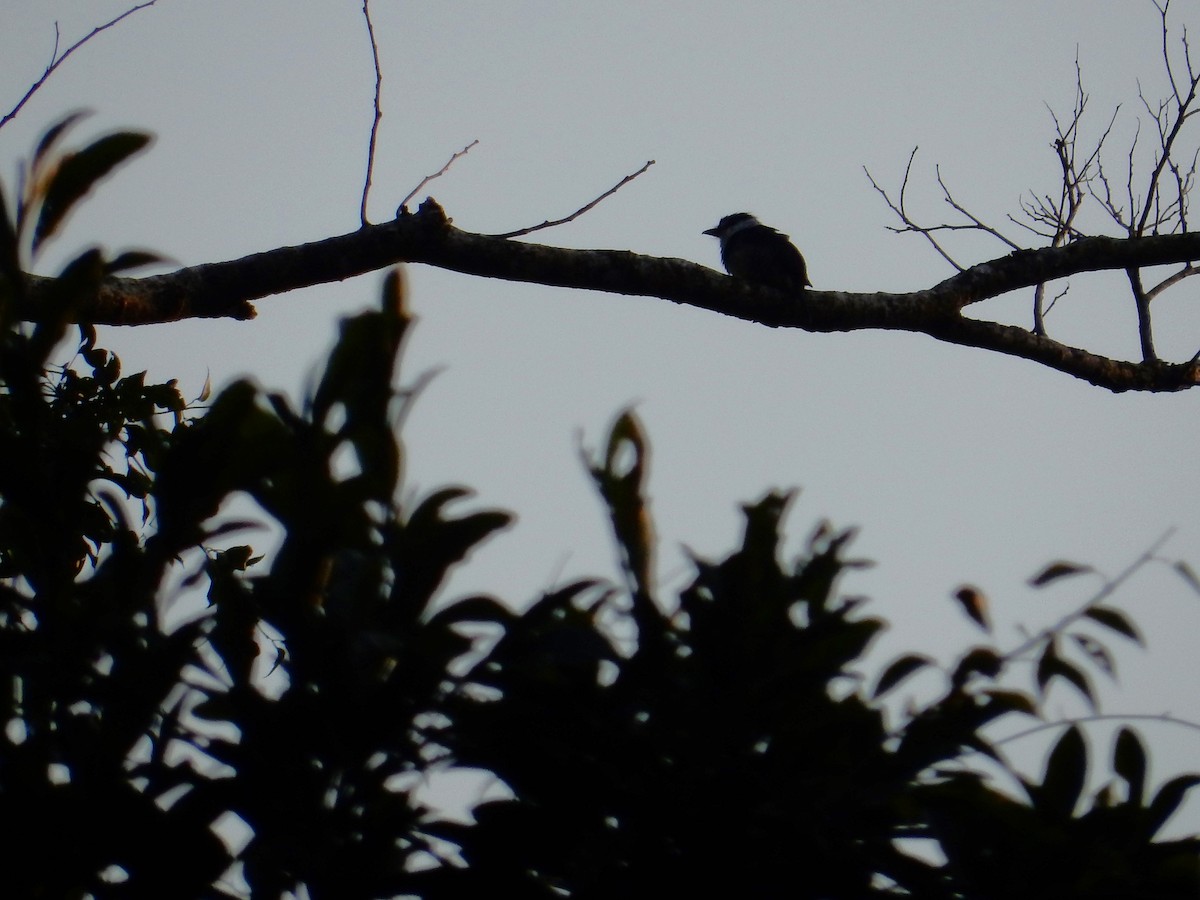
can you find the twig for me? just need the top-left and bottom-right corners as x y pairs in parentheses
(936, 166), (1022, 251)
(1093, 117), (1134, 233)
(1146, 261), (1200, 299)
(865, 148), (1023, 272)
(1025, 62), (1108, 332)
(1042, 283), (1070, 319)
(359, 0), (384, 227)
(1138, 1), (1200, 235)
(0, 2), (158, 130)
(396, 139), (480, 214)
(488, 160), (656, 239)
(995, 712), (1200, 747)
(865, 151), (961, 270)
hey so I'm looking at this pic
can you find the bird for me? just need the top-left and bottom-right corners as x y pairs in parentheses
(703, 213), (811, 292)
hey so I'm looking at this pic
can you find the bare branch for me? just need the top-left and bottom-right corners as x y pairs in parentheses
(936, 166), (1022, 251)
(0, 2), (158, 130)
(1094, 126), (1132, 232)
(1042, 283), (1070, 319)
(1127, 267), (1157, 362)
(1146, 261), (1200, 299)
(359, 0), (384, 227)
(1137, 2), (1200, 235)
(488, 159), (656, 239)
(1023, 61), (1105, 334)
(864, 148), (964, 271)
(1127, 119), (1142, 231)
(1157, 1), (1183, 107)
(396, 139), (480, 213)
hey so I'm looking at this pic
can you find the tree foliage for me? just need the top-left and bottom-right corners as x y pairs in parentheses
(0, 124), (1196, 898)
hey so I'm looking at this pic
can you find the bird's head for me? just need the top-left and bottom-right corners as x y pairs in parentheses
(703, 212), (760, 240)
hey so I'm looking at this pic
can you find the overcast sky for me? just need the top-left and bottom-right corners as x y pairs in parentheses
(3, 1), (1199, 834)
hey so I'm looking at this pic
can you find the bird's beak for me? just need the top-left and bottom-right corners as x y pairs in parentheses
(702, 226), (719, 236)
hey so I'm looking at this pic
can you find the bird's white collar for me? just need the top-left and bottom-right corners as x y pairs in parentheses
(722, 216), (761, 237)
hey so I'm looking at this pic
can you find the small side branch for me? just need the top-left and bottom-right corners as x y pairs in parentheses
(937, 166), (1022, 252)
(1139, 1), (1200, 236)
(359, 0), (384, 227)
(865, 148), (1023, 274)
(396, 140), (480, 214)
(1146, 261), (1200, 299)
(488, 160), (656, 239)
(865, 148), (964, 271)
(0, 2), (158, 130)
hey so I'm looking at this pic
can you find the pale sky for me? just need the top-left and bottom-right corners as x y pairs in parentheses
(3, 0), (1198, 835)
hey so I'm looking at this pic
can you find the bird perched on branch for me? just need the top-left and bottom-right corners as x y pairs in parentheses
(703, 213), (811, 292)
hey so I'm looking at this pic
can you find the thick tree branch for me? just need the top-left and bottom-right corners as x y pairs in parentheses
(16, 199), (1200, 393)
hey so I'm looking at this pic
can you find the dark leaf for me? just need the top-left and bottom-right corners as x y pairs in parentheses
(1113, 728), (1147, 805)
(144, 381), (186, 413)
(0, 182), (19, 286)
(1037, 725), (1087, 818)
(1069, 632), (1115, 677)
(106, 249), (166, 274)
(1147, 775), (1200, 836)
(33, 131), (153, 254)
(31, 110), (91, 169)
(952, 585), (991, 631)
(1173, 560), (1200, 596)
(1053, 660), (1095, 709)
(398, 488), (514, 609)
(1028, 560), (1093, 587)
(1084, 605), (1142, 644)
(588, 408), (655, 597)
(978, 689), (1038, 719)
(951, 646), (1003, 688)
(871, 653), (933, 699)
(428, 595), (517, 628)
(1036, 640), (1096, 709)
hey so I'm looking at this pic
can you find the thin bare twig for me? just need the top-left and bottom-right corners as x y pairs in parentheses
(996, 712), (1200, 747)
(359, 0), (384, 226)
(1146, 261), (1200, 299)
(1093, 119), (1135, 233)
(936, 166), (1022, 251)
(1138, 0), (1200, 235)
(488, 159), (656, 239)
(0, 2), (158, 130)
(864, 148), (964, 271)
(1021, 60), (1114, 333)
(1042, 283), (1070, 319)
(396, 140), (480, 215)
